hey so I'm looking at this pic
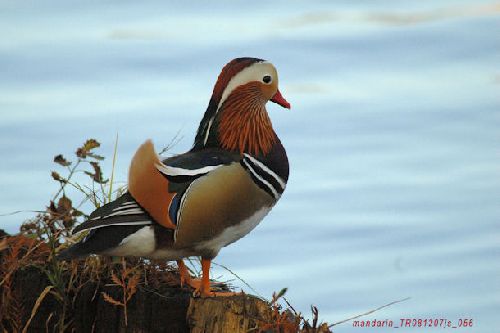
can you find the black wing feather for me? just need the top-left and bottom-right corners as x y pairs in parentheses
(73, 192), (153, 234)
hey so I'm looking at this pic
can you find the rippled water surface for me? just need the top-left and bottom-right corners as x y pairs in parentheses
(1, 1), (499, 331)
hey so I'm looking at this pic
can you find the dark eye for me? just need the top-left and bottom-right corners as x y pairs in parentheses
(262, 75), (272, 84)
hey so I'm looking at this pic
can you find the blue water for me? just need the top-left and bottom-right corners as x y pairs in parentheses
(1, 1), (499, 332)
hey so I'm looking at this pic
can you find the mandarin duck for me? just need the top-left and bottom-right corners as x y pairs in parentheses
(57, 57), (290, 296)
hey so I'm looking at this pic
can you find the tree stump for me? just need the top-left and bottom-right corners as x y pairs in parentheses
(1, 230), (284, 333)
(187, 295), (272, 333)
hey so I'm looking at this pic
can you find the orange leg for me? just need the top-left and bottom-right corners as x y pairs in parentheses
(196, 258), (212, 297)
(195, 258), (239, 297)
(177, 260), (201, 290)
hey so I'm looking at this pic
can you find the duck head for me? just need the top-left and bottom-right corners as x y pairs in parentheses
(193, 57), (290, 156)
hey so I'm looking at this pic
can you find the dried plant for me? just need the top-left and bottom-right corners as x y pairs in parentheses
(101, 260), (141, 326)
(253, 289), (332, 333)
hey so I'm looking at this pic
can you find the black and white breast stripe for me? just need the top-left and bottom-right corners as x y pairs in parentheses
(240, 154), (286, 200)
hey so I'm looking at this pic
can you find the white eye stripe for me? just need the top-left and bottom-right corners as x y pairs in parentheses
(202, 60), (276, 146)
(204, 62), (266, 145)
(217, 61), (268, 111)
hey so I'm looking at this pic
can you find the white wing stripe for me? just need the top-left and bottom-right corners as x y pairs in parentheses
(78, 221), (152, 234)
(156, 162), (221, 177)
(102, 208), (145, 219)
(112, 202), (138, 211)
(174, 181), (195, 242)
(203, 118), (214, 145)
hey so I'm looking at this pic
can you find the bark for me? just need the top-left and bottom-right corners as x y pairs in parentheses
(188, 295), (272, 333)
